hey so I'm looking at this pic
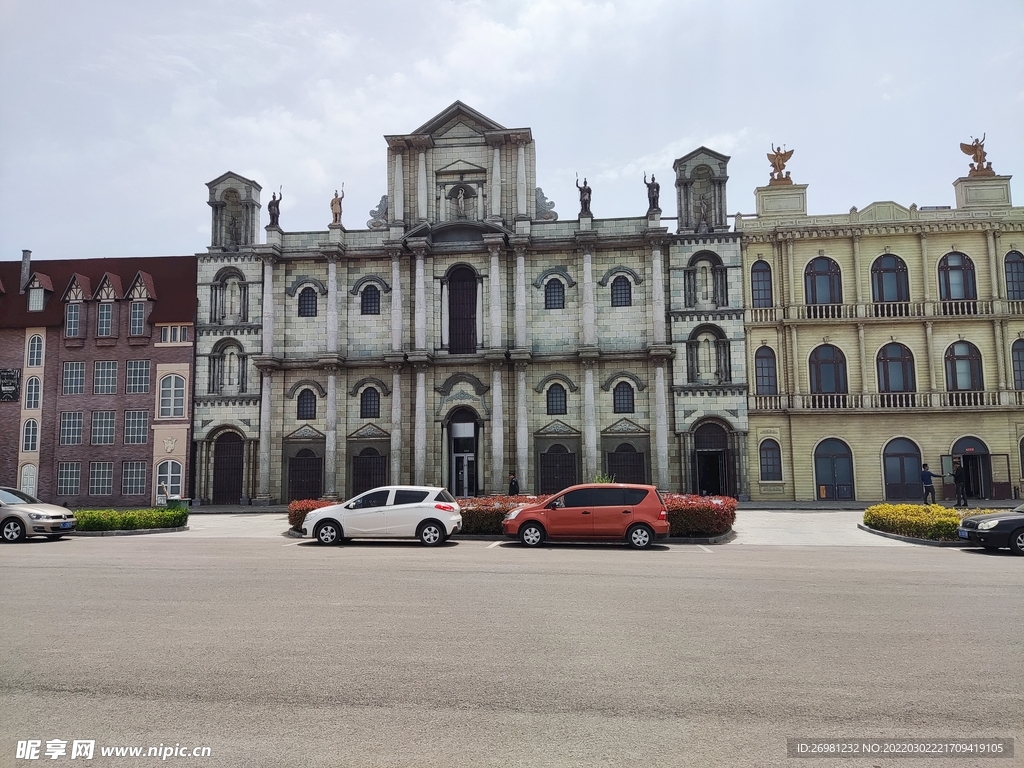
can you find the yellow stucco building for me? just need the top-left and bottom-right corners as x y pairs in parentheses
(738, 146), (1024, 503)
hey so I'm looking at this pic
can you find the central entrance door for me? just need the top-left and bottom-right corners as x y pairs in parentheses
(607, 443), (646, 484)
(539, 444), (577, 494)
(288, 448), (323, 501)
(449, 409), (478, 497)
(814, 438), (854, 500)
(212, 432), (244, 504)
(883, 438), (922, 501)
(692, 422), (729, 496)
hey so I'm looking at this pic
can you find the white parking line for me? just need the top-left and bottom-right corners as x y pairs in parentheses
(282, 540), (304, 546)
(697, 545), (712, 553)
(486, 541), (502, 549)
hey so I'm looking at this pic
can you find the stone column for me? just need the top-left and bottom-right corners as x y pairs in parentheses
(324, 366), (338, 499)
(925, 321), (937, 392)
(241, 440), (252, 504)
(491, 144), (502, 218)
(514, 244), (527, 348)
(417, 150), (428, 221)
(653, 362), (669, 488)
(993, 320), (1006, 391)
(261, 255), (276, 356)
(439, 279), (449, 348)
(475, 278), (484, 350)
(857, 323), (869, 394)
(582, 244), (596, 346)
(414, 364), (427, 485)
(987, 229), (1003, 304)
(391, 149), (405, 225)
(786, 239), (796, 307)
(649, 235), (667, 345)
(920, 233), (931, 311)
(583, 361), (598, 481)
(852, 235), (863, 305)
(490, 361), (505, 494)
(390, 251), (403, 351)
(326, 256), (339, 354)
(414, 248), (427, 350)
(255, 369), (273, 503)
(789, 326), (800, 405)
(390, 363), (403, 483)
(736, 431), (750, 500)
(488, 243), (502, 348)
(515, 137), (527, 218)
(515, 361), (529, 492)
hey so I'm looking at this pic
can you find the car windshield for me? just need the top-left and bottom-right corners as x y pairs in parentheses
(0, 488), (40, 504)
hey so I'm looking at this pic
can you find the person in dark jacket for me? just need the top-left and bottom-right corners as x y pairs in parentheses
(952, 460), (968, 508)
(508, 472), (520, 497)
(920, 463), (944, 504)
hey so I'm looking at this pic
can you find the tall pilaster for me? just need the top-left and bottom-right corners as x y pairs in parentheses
(653, 362), (669, 488)
(581, 242), (596, 346)
(255, 369), (274, 503)
(486, 240), (503, 348)
(515, 361), (529, 492)
(324, 366), (338, 499)
(390, 250), (403, 351)
(513, 242), (528, 348)
(489, 142), (502, 219)
(582, 360), (598, 481)
(260, 255), (276, 356)
(852, 235), (863, 305)
(515, 135), (528, 218)
(417, 149), (428, 221)
(490, 361), (505, 494)
(326, 256), (339, 353)
(857, 323), (868, 393)
(413, 246), (427, 350)
(391, 149), (405, 226)
(389, 362), (403, 483)
(648, 233), (667, 345)
(925, 322), (936, 391)
(414, 364), (427, 485)
(920, 234), (931, 306)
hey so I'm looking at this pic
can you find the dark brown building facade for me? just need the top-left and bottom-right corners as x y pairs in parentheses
(0, 251), (197, 506)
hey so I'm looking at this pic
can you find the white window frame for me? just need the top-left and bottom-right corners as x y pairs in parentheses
(126, 360), (151, 393)
(57, 462), (81, 495)
(156, 460), (183, 497)
(123, 410), (149, 444)
(122, 461), (148, 495)
(60, 412), (83, 445)
(91, 410), (116, 445)
(130, 301), (146, 336)
(89, 462), (114, 495)
(63, 361), (85, 394)
(65, 303), (80, 337)
(28, 287), (44, 311)
(22, 419), (38, 452)
(27, 335), (43, 367)
(159, 374), (186, 418)
(93, 361), (118, 395)
(97, 302), (113, 337)
(24, 377), (41, 410)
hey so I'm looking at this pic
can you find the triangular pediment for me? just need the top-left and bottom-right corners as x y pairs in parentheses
(602, 418), (647, 435)
(536, 419), (581, 436)
(857, 201), (912, 222)
(348, 422), (390, 440)
(413, 101), (506, 136)
(436, 159), (487, 175)
(206, 171), (262, 191)
(286, 424), (325, 440)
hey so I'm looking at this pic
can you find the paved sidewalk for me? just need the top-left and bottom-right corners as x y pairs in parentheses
(733, 509), (909, 546)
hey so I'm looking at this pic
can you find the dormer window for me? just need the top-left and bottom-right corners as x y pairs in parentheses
(97, 303), (113, 336)
(130, 301), (146, 336)
(65, 303), (81, 337)
(28, 287), (44, 311)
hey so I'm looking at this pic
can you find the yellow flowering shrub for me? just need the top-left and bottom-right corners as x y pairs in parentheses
(863, 503), (985, 541)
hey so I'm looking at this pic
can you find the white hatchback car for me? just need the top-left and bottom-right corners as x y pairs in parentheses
(300, 486), (462, 546)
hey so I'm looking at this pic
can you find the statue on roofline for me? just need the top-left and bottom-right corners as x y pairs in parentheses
(767, 145), (794, 186)
(960, 135), (995, 177)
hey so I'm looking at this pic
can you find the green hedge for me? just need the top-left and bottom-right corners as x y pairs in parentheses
(863, 503), (977, 541)
(75, 508), (189, 531)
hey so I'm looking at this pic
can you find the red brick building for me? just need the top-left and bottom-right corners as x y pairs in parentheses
(0, 251), (197, 506)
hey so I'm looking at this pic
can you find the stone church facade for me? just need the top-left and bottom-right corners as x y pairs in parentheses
(191, 102), (749, 503)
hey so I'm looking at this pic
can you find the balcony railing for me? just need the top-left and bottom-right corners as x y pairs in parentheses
(747, 307), (777, 323)
(750, 390), (1010, 411)
(775, 300), (1008, 321)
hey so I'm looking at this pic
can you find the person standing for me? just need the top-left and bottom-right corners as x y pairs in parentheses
(507, 472), (520, 497)
(920, 463), (943, 505)
(952, 460), (968, 508)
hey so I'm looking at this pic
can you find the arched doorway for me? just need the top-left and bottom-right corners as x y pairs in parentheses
(212, 432), (244, 504)
(449, 408), (478, 497)
(942, 436), (1010, 500)
(883, 438), (921, 500)
(814, 439), (854, 500)
(288, 448), (323, 501)
(352, 447), (387, 496)
(692, 422), (730, 496)
(607, 443), (646, 485)
(539, 443), (577, 494)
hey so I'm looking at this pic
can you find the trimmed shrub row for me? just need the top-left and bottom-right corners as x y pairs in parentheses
(75, 508), (189, 531)
(863, 503), (980, 541)
(288, 493), (737, 537)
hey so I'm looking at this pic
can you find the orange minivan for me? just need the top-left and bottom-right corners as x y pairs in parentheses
(501, 483), (670, 548)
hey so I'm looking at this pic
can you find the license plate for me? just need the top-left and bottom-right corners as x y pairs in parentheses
(60, 521), (73, 529)
(957, 529), (969, 539)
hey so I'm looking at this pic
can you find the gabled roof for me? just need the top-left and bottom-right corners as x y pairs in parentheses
(60, 273), (93, 302)
(27, 272), (53, 291)
(128, 270), (158, 300)
(674, 146), (732, 170)
(412, 101), (506, 135)
(206, 171), (262, 190)
(93, 272), (124, 300)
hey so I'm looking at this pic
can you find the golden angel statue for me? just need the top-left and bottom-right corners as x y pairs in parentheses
(767, 145), (794, 185)
(960, 135), (994, 176)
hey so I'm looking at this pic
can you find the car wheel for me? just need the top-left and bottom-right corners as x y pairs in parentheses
(627, 524), (654, 549)
(314, 521), (342, 545)
(418, 520), (445, 546)
(1010, 527), (1024, 556)
(518, 521), (545, 547)
(2, 517), (26, 543)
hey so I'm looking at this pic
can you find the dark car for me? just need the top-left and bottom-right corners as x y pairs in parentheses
(957, 504), (1024, 555)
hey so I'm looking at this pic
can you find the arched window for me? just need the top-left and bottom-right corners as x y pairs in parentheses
(876, 343), (916, 405)
(157, 460), (183, 497)
(544, 279), (565, 310)
(804, 257), (842, 305)
(1006, 251), (1024, 301)
(546, 383), (567, 415)
(754, 346), (778, 395)
(360, 387), (380, 419)
(448, 266), (477, 355)
(20, 464), (37, 498)
(610, 275), (632, 307)
(809, 345), (847, 407)
(297, 389), (317, 420)
(22, 420), (38, 452)
(938, 252), (977, 305)
(361, 284), (381, 315)
(159, 375), (186, 417)
(1012, 339), (1024, 390)
(298, 287), (318, 317)
(871, 255), (910, 317)
(944, 341), (983, 391)
(24, 377), (40, 410)
(612, 382), (634, 413)
(686, 325), (731, 384)
(750, 261), (773, 308)
(759, 439), (782, 481)
(211, 268), (248, 324)
(27, 335), (43, 367)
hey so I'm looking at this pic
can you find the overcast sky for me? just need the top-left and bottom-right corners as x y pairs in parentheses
(1, 0), (1022, 261)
